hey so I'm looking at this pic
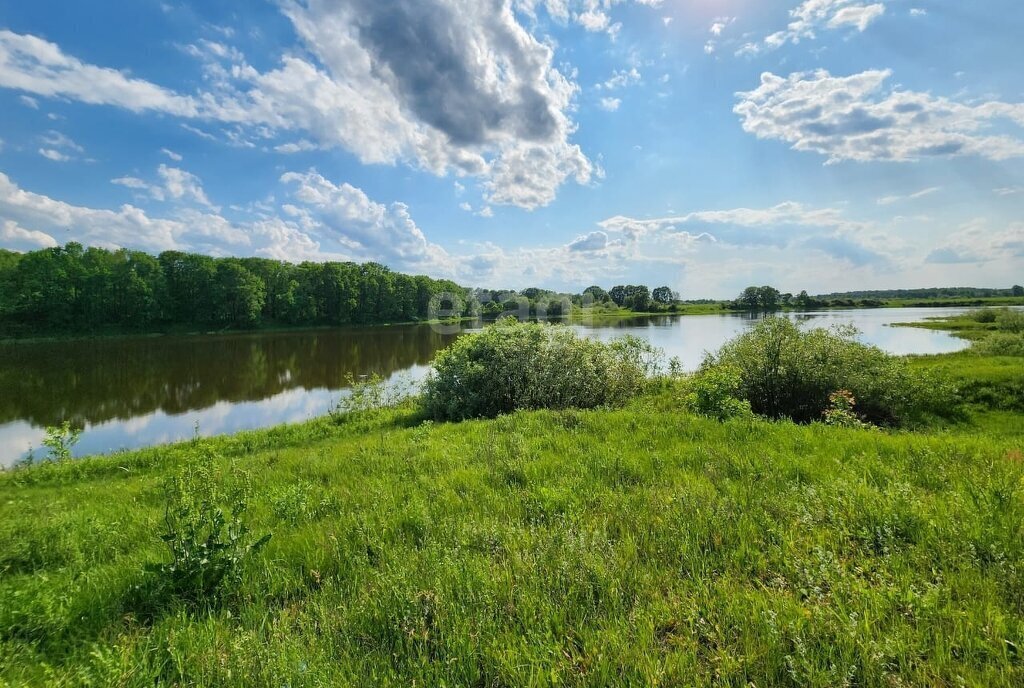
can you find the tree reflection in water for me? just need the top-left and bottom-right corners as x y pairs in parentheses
(0, 325), (460, 428)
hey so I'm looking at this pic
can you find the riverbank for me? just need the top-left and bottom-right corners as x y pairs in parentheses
(2, 350), (1022, 686)
(5, 296), (1022, 344)
(0, 318), (473, 346)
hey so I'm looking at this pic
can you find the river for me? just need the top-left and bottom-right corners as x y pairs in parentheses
(0, 307), (978, 465)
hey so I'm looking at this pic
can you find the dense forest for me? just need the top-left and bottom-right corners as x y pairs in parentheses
(4, 244), (1015, 337)
(0, 244), (467, 336)
(0, 245), (685, 337)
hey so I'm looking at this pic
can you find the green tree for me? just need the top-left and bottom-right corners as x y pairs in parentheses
(738, 287), (761, 310)
(652, 286), (674, 305)
(215, 261), (266, 327)
(609, 285), (627, 306)
(758, 286), (781, 311)
(582, 285), (609, 304)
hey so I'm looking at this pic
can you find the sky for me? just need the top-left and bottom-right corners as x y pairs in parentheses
(0, 0), (1022, 298)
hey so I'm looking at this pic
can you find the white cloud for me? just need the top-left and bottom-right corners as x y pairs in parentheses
(459, 201), (494, 218)
(909, 8), (927, 17)
(0, 11), (598, 211)
(710, 17), (734, 36)
(110, 164), (216, 209)
(280, 169), (452, 272)
(0, 171), (183, 251)
(160, 147), (183, 161)
(876, 186), (941, 205)
(274, 139), (317, 154)
(41, 130), (83, 153)
(738, 1), (886, 56)
(515, 1), (661, 37)
(111, 176), (150, 191)
(994, 187), (1023, 197)
(36, 130), (85, 162)
(576, 9), (610, 31)
(0, 170), (324, 262)
(704, 16), (737, 55)
(926, 220), (1024, 264)
(596, 201), (894, 268)
(157, 165), (216, 209)
(260, 0), (595, 210)
(38, 148), (70, 162)
(735, 69), (1024, 163)
(599, 97), (622, 111)
(567, 230), (611, 252)
(1, 219), (57, 250)
(827, 3), (885, 31)
(0, 30), (200, 115)
(598, 67), (641, 90)
(18, 94), (38, 108)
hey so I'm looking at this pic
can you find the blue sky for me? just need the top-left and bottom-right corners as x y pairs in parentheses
(0, 0), (1021, 297)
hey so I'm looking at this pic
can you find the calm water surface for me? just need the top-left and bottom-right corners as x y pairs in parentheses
(0, 307), (979, 465)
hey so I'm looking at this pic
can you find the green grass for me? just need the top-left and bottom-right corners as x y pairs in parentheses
(899, 310), (1024, 413)
(910, 353), (1024, 412)
(894, 316), (998, 341)
(882, 296), (1024, 309)
(2, 374), (1023, 686)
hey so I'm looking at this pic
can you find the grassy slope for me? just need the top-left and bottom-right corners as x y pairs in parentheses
(2, 380), (1022, 687)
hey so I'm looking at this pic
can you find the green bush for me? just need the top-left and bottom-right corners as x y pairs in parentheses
(422, 320), (659, 421)
(971, 309), (998, 324)
(41, 421), (82, 462)
(995, 308), (1024, 333)
(683, 365), (753, 420)
(698, 318), (959, 426)
(144, 452), (270, 606)
(974, 332), (1024, 357)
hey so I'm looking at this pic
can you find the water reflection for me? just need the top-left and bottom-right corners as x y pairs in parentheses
(0, 325), (459, 463)
(0, 308), (978, 465)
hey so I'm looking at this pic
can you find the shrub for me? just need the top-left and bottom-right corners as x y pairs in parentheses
(995, 308), (1024, 333)
(41, 421), (82, 461)
(144, 452), (270, 606)
(699, 318), (959, 426)
(972, 309), (998, 324)
(684, 365), (753, 420)
(822, 390), (870, 428)
(973, 332), (1024, 357)
(422, 320), (659, 421)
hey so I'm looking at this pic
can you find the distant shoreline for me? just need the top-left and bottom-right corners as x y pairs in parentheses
(4, 296), (1023, 345)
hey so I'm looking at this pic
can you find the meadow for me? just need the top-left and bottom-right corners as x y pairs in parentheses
(0, 318), (1022, 687)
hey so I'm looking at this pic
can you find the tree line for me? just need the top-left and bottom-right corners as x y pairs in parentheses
(816, 286), (1024, 300)
(469, 283), (682, 318)
(0, 244), (466, 336)
(728, 286), (890, 312)
(0, 244), (692, 336)
(727, 284), (1024, 312)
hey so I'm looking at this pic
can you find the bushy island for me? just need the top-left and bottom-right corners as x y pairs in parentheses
(2, 318), (1023, 686)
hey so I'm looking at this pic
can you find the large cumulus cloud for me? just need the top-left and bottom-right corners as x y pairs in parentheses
(735, 69), (1024, 164)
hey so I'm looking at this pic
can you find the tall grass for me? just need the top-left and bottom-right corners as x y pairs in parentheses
(1, 381), (1021, 686)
